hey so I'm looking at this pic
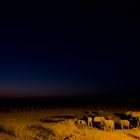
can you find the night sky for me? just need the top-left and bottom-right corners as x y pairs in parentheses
(0, 3), (140, 100)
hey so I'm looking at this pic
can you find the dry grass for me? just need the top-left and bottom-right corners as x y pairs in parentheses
(0, 108), (139, 140)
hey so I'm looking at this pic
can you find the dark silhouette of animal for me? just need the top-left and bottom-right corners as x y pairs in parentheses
(129, 112), (140, 128)
(113, 112), (138, 128)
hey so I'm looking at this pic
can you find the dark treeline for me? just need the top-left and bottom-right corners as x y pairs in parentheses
(0, 92), (140, 111)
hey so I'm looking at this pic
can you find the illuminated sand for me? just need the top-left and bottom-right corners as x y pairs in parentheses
(0, 107), (140, 140)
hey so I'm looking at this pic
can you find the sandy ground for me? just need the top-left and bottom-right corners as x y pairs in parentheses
(0, 107), (140, 140)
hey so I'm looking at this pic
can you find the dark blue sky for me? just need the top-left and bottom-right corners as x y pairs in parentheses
(0, 4), (140, 98)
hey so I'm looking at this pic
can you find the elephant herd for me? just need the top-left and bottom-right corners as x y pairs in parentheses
(74, 111), (140, 131)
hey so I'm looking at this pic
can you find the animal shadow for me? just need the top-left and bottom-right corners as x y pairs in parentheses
(124, 133), (140, 140)
(40, 118), (65, 123)
(52, 115), (77, 119)
(40, 115), (77, 123)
